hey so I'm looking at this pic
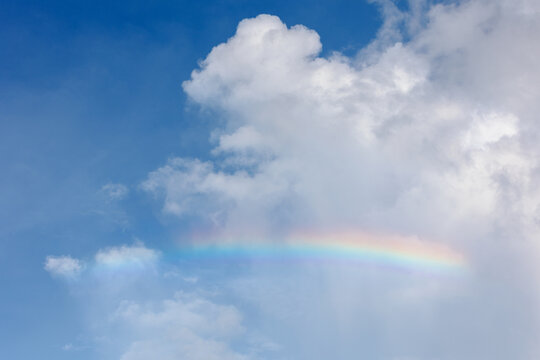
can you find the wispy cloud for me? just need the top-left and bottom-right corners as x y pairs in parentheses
(101, 183), (129, 201)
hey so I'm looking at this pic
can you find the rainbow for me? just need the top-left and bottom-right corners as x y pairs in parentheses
(172, 231), (467, 274)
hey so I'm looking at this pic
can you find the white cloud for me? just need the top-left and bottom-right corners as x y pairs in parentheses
(45, 244), (160, 280)
(62, 343), (74, 351)
(101, 183), (129, 200)
(61, 343), (87, 352)
(140, 3), (540, 358)
(114, 292), (247, 360)
(95, 243), (160, 268)
(44, 255), (83, 278)
(46, 244), (272, 360)
(49, 2), (540, 359)
(143, 7), (540, 245)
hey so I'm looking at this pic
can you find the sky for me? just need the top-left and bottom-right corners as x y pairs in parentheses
(2, 0), (540, 359)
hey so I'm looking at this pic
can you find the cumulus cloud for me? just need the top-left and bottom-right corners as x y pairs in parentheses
(47, 1), (540, 359)
(44, 255), (83, 278)
(144, 4), (540, 246)
(140, 2), (540, 358)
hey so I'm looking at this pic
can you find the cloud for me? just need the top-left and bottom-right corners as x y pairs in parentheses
(101, 183), (129, 201)
(45, 243), (160, 280)
(46, 2), (540, 359)
(46, 244), (274, 360)
(44, 255), (83, 278)
(61, 343), (88, 352)
(114, 292), (247, 360)
(140, 3), (540, 359)
(95, 243), (160, 268)
(144, 7), (540, 245)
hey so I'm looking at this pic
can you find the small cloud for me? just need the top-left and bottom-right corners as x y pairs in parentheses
(101, 183), (129, 201)
(182, 276), (199, 284)
(95, 243), (160, 269)
(44, 255), (83, 278)
(162, 267), (200, 283)
(62, 343), (74, 351)
(61, 343), (88, 352)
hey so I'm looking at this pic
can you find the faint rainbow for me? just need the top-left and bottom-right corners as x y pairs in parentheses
(170, 231), (467, 274)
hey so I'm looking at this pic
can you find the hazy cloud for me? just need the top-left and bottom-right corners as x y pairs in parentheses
(101, 183), (129, 201)
(115, 292), (247, 360)
(46, 244), (269, 360)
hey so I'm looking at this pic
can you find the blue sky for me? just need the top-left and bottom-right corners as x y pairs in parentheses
(2, 0), (540, 359)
